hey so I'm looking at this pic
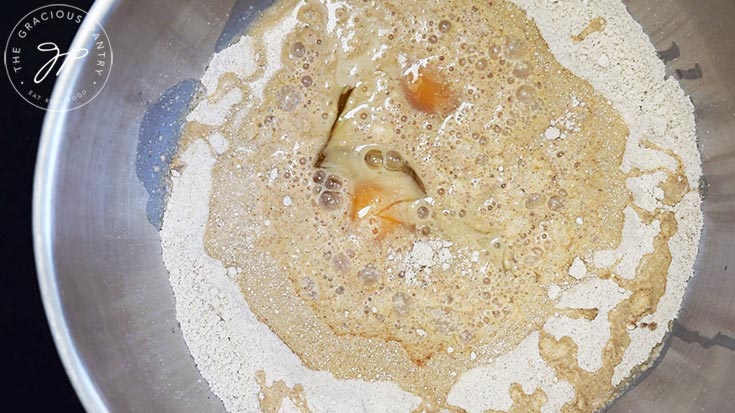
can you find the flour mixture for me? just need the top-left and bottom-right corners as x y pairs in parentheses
(160, 0), (703, 412)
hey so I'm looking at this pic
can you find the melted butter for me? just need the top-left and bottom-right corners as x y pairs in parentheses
(172, 0), (693, 411)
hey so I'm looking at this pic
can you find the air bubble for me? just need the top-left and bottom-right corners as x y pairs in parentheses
(513, 62), (531, 78)
(548, 195), (565, 211)
(332, 252), (350, 273)
(385, 150), (403, 170)
(504, 36), (527, 59)
(358, 265), (380, 284)
(319, 191), (342, 210)
(476, 58), (488, 71)
(300, 277), (319, 299)
(393, 293), (409, 315)
(460, 330), (474, 343)
(429, 35), (438, 44)
(291, 42), (306, 58)
(277, 86), (301, 111)
(324, 174), (342, 190)
(489, 44), (502, 59)
(312, 170), (326, 184)
(525, 193), (546, 209)
(515, 85), (536, 104)
(438, 20), (452, 33)
(301, 75), (313, 87)
(417, 205), (430, 219)
(364, 149), (383, 169)
(490, 238), (502, 249)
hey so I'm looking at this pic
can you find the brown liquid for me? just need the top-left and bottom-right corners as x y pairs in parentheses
(175, 0), (689, 411)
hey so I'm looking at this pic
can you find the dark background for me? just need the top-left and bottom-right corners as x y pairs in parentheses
(2, 1), (93, 411)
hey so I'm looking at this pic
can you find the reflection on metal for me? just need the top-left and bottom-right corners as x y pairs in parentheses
(675, 63), (703, 80)
(672, 322), (735, 352)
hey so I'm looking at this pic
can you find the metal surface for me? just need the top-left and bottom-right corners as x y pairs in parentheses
(33, 0), (735, 412)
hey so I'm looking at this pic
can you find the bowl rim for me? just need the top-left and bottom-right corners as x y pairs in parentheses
(32, 0), (116, 411)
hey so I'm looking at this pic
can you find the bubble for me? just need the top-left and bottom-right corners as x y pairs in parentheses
(525, 193), (546, 209)
(476, 58), (488, 71)
(301, 75), (313, 87)
(429, 35), (438, 44)
(524, 254), (540, 265)
(312, 170), (326, 184)
(420, 226), (432, 236)
(335, 286), (345, 295)
(417, 205), (430, 219)
(324, 174), (342, 190)
(504, 35), (527, 59)
(513, 62), (532, 78)
(460, 329), (474, 343)
(291, 42), (306, 58)
(490, 238), (502, 249)
(300, 277), (319, 299)
(489, 44), (502, 59)
(358, 265), (380, 284)
(277, 86), (301, 111)
(319, 191), (342, 210)
(332, 252), (350, 273)
(558, 188), (568, 197)
(548, 195), (565, 211)
(364, 149), (383, 169)
(438, 20), (452, 33)
(393, 293), (409, 315)
(385, 150), (403, 170)
(515, 85), (537, 104)
(458, 209), (467, 217)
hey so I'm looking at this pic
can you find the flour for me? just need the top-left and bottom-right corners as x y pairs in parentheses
(568, 257), (588, 280)
(447, 331), (576, 413)
(398, 239), (454, 285)
(161, 0), (702, 412)
(544, 278), (631, 372)
(592, 206), (661, 280)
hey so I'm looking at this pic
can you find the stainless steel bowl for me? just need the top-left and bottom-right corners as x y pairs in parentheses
(33, 0), (735, 411)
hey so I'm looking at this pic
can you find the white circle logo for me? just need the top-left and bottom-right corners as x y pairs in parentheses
(4, 4), (112, 112)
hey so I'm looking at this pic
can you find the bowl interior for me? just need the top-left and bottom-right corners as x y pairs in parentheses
(34, 0), (735, 411)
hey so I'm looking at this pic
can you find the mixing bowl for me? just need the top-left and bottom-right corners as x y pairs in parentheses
(33, 0), (735, 411)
